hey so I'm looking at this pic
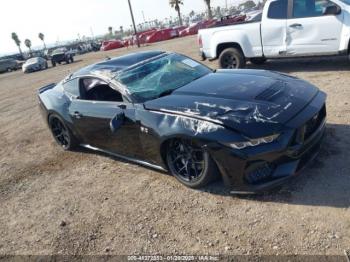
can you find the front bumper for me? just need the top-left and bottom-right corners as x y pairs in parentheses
(199, 50), (207, 61)
(210, 93), (327, 194)
(199, 48), (215, 61)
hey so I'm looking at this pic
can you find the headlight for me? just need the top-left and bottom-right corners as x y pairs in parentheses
(223, 134), (280, 149)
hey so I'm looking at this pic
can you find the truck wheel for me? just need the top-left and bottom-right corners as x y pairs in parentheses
(52, 60), (56, 67)
(70, 56), (74, 63)
(65, 58), (70, 64)
(250, 57), (266, 65)
(218, 48), (246, 69)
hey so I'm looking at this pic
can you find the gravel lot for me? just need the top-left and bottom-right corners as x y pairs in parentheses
(0, 35), (349, 256)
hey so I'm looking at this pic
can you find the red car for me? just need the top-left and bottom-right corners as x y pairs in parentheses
(179, 19), (216, 37)
(138, 29), (158, 44)
(145, 28), (178, 43)
(173, 25), (187, 36)
(211, 14), (246, 27)
(100, 40), (124, 51)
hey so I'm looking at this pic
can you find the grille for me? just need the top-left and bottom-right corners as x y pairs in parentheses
(294, 104), (326, 144)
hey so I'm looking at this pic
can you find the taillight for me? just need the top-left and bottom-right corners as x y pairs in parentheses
(198, 35), (203, 48)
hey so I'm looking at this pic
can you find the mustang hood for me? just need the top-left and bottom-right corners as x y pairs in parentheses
(144, 70), (320, 138)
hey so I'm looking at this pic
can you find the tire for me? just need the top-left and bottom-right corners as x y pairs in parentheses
(70, 56), (74, 63)
(250, 57), (266, 65)
(52, 60), (56, 67)
(65, 58), (70, 64)
(166, 139), (219, 189)
(45, 62), (48, 69)
(48, 114), (78, 150)
(218, 47), (246, 69)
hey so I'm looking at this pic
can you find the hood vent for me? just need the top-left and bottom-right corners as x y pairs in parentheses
(255, 81), (286, 101)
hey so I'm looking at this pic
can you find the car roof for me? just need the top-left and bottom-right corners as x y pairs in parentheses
(71, 50), (166, 80)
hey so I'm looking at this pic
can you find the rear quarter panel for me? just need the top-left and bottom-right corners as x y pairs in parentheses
(38, 83), (76, 133)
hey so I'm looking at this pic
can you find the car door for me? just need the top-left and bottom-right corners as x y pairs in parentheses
(261, 0), (289, 57)
(67, 77), (144, 159)
(286, 0), (344, 55)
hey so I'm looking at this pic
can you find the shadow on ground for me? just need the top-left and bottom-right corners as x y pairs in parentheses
(75, 120), (349, 209)
(246, 56), (350, 73)
(205, 123), (350, 208)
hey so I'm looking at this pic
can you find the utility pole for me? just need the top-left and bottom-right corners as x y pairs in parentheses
(90, 27), (94, 40)
(128, 0), (140, 48)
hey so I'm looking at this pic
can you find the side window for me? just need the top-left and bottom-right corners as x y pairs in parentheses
(63, 79), (80, 97)
(268, 0), (288, 19)
(293, 0), (339, 18)
(79, 77), (124, 102)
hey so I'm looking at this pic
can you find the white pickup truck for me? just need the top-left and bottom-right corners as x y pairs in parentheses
(198, 0), (350, 68)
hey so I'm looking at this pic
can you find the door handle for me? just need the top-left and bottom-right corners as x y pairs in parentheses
(73, 111), (83, 119)
(289, 23), (302, 28)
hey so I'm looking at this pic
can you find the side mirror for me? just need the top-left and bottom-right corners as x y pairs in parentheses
(323, 5), (341, 15)
(110, 111), (125, 133)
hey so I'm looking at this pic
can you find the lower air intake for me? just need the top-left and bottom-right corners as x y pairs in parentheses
(245, 162), (275, 184)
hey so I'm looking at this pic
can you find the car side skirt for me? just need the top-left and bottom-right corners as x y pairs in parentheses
(80, 144), (168, 172)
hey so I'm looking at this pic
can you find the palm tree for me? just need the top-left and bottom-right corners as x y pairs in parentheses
(169, 0), (183, 26)
(38, 33), (46, 49)
(189, 10), (195, 18)
(203, 0), (213, 19)
(24, 39), (32, 56)
(108, 26), (113, 36)
(11, 32), (23, 58)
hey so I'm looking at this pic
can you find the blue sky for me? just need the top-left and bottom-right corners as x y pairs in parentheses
(0, 0), (245, 54)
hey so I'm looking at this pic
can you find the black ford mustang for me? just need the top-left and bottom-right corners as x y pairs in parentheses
(38, 51), (326, 193)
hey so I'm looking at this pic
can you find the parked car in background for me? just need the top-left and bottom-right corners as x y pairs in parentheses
(51, 48), (74, 67)
(91, 42), (102, 52)
(22, 57), (48, 73)
(138, 29), (157, 44)
(145, 28), (178, 43)
(199, 0), (350, 68)
(173, 25), (187, 35)
(245, 10), (263, 22)
(179, 19), (216, 37)
(0, 58), (18, 73)
(101, 40), (124, 51)
(210, 14), (246, 27)
(38, 51), (326, 193)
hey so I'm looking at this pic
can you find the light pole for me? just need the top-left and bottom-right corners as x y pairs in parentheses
(128, 0), (140, 48)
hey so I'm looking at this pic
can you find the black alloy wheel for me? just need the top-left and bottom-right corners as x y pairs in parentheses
(166, 139), (218, 188)
(218, 47), (246, 69)
(49, 115), (77, 150)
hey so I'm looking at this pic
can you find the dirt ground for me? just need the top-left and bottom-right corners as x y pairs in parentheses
(0, 35), (349, 257)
